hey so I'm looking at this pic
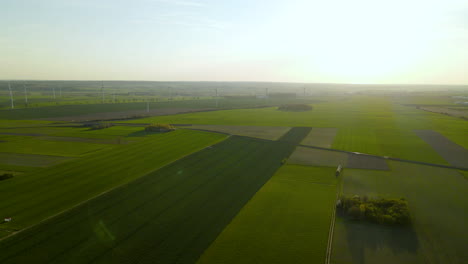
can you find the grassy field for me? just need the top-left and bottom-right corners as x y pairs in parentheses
(188, 125), (291, 140)
(197, 165), (337, 264)
(0, 137), (114, 157)
(301, 127), (337, 148)
(125, 96), (465, 164)
(0, 97), (319, 119)
(332, 161), (468, 264)
(288, 147), (348, 167)
(0, 129), (226, 233)
(0, 92), (466, 264)
(0, 135), (304, 264)
(0, 152), (71, 167)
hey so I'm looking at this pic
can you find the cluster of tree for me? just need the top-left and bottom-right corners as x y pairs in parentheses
(337, 195), (410, 225)
(145, 123), (176, 132)
(0, 173), (14, 181)
(277, 104), (312, 112)
(83, 122), (114, 130)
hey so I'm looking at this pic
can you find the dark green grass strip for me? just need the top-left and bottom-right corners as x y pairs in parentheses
(278, 127), (312, 143)
(0, 135), (304, 264)
(0, 130), (225, 229)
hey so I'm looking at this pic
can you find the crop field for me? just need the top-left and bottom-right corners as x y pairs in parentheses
(126, 96), (464, 164)
(0, 137), (114, 157)
(288, 147), (348, 167)
(188, 124), (291, 140)
(197, 165), (337, 264)
(301, 128), (338, 148)
(0, 129), (226, 233)
(0, 125), (147, 143)
(0, 96), (319, 120)
(332, 161), (468, 264)
(0, 90), (466, 264)
(346, 154), (389, 170)
(0, 164), (41, 174)
(0, 135), (304, 264)
(288, 146), (389, 170)
(414, 130), (468, 168)
(0, 152), (71, 167)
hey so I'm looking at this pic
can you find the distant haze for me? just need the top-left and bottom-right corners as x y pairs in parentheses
(1, 0), (467, 84)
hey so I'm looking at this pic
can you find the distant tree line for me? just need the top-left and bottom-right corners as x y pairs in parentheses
(145, 123), (175, 132)
(83, 122), (114, 130)
(277, 104), (312, 112)
(337, 195), (410, 225)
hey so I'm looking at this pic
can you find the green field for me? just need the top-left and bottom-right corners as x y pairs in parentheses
(0, 90), (466, 264)
(301, 127), (337, 148)
(124, 96), (465, 164)
(0, 129), (226, 232)
(0, 152), (71, 167)
(197, 165), (337, 264)
(288, 147), (348, 167)
(332, 161), (468, 264)
(0, 137), (114, 157)
(0, 134), (304, 264)
(188, 124), (291, 140)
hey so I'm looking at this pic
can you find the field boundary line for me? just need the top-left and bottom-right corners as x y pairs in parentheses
(325, 174), (341, 264)
(0, 135), (229, 242)
(298, 144), (468, 171)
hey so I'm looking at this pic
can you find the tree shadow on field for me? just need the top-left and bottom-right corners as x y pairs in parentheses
(338, 211), (419, 264)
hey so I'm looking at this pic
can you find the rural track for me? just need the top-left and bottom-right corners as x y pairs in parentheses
(298, 144), (468, 171)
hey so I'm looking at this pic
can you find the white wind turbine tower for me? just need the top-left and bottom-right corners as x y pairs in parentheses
(101, 81), (105, 103)
(23, 82), (28, 106)
(8, 81), (14, 109)
(146, 97), (150, 113)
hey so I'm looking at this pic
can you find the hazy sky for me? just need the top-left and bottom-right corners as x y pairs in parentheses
(1, 0), (467, 84)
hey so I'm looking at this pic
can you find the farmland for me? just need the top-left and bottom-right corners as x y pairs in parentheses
(124, 96), (465, 165)
(0, 83), (466, 264)
(198, 165), (337, 264)
(0, 129), (226, 232)
(332, 162), (468, 264)
(187, 124), (291, 140)
(0, 135), (305, 264)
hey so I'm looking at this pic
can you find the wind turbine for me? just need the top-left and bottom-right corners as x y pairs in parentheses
(8, 81), (14, 109)
(101, 81), (105, 103)
(23, 81), (28, 106)
(146, 98), (150, 113)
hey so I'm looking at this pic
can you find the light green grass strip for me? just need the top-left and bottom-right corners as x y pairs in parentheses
(197, 165), (337, 264)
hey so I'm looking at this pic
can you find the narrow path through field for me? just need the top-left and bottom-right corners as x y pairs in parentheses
(299, 144), (468, 171)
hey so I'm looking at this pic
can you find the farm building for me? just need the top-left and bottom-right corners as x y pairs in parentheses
(335, 165), (343, 177)
(4, 217), (11, 222)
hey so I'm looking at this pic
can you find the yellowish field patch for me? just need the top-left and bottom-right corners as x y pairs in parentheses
(189, 125), (291, 140)
(288, 147), (347, 167)
(301, 127), (338, 148)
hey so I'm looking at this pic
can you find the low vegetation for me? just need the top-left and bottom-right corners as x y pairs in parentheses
(0, 173), (14, 181)
(144, 123), (175, 132)
(277, 104), (313, 112)
(0, 129), (226, 230)
(198, 165), (337, 264)
(337, 195), (410, 225)
(0, 136), (301, 264)
(86, 122), (114, 130)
